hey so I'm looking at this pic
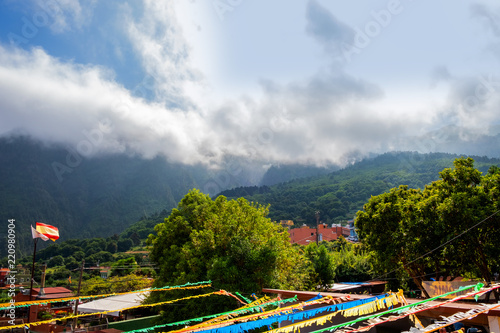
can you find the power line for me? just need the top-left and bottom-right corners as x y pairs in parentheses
(368, 208), (500, 282)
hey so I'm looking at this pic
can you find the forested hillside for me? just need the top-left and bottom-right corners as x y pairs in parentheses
(4, 135), (499, 260)
(0, 137), (341, 258)
(219, 152), (500, 225)
(0, 137), (203, 257)
(260, 164), (339, 186)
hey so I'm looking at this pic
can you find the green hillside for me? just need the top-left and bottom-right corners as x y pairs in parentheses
(0, 136), (202, 257)
(4, 136), (499, 260)
(259, 164), (339, 186)
(218, 152), (500, 226)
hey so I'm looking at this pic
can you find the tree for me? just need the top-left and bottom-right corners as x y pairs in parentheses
(356, 185), (432, 295)
(64, 256), (80, 271)
(73, 251), (86, 261)
(356, 158), (500, 295)
(148, 189), (301, 321)
(80, 274), (153, 295)
(51, 267), (71, 281)
(106, 241), (118, 253)
(149, 189), (297, 291)
(429, 158), (500, 284)
(47, 255), (64, 268)
(86, 251), (113, 266)
(303, 243), (335, 290)
(117, 238), (133, 252)
(111, 257), (138, 277)
(325, 239), (374, 283)
(130, 232), (141, 246)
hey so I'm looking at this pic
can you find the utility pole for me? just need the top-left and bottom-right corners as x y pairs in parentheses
(39, 264), (47, 297)
(73, 260), (85, 331)
(28, 238), (38, 323)
(315, 211), (320, 245)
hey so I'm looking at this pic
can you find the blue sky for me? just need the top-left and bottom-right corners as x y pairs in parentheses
(1, 0), (500, 167)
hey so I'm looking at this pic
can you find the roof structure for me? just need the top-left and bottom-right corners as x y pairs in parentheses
(326, 281), (387, 294)
(77, 291), (149, 317)
(33, 287), (74, 299)
(262, 286), (500, 329)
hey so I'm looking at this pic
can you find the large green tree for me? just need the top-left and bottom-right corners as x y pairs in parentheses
(149, 189), (299, 291)
(356, 158), (500, 296)
(303, 243), (335, 290)
(147, 189), (303, 321)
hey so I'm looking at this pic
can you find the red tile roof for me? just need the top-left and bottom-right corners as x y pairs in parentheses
(32, 287), (74, 299)
(33, 287), (72, 294)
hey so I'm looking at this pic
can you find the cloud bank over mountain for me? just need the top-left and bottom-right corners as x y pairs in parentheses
(1, 1), (500, 168)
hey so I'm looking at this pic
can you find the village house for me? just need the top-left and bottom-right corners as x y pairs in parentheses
(287, 223), (350, 245)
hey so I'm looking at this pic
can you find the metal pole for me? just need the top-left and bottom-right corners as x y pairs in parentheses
(28, 238), (38, 323)
(315, 211), (320, 245)
(73, 259), (84, 331)
(39, 264), (46, 297)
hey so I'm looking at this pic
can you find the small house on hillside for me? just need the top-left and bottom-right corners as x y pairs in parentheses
(15, 287), (74, 322)
(288, 224), (350, 245)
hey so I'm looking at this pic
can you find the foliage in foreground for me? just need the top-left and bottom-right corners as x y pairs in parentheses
(147, 189), (377, 323)
(80, 274), (153, 296)
(148, 189), (305, 322)
(356, 158), (500, 296)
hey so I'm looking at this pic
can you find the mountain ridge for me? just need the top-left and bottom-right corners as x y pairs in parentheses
(0, 136), (203, 257)
(2, 136), (499, 258)
(218, 151), (500, 226)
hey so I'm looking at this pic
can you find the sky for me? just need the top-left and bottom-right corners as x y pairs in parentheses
(1, 0), (500, 168)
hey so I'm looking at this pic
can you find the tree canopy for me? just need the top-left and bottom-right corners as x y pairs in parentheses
(356, 157), (500, 295)
(148, 189), (305, 322)
(148, 189), (300, 292)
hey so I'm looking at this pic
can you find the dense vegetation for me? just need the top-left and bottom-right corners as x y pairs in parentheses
(0, 137), (343, 258)
(147, 190), (373, 322)
(0, 136), (204, 257)
(356, 158), (500, 297)
(220, 152), (500, 226)
(259, 164), (339, 186)
(6, 135), (498, 260)
(4, 146), (500, 313)
(0, 230), (154, 291)
(5, 154), (499, 321)
(146, 157), (500, 322)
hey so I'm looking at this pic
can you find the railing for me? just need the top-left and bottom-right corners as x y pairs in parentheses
(87, 323), (108, 331)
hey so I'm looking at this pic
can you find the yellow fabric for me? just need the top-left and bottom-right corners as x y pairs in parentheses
(168, 296), (340, 333)
(171, 296), (275, 333)
(0, 283), (211, 309)
(267, 294), (401, 333)
(341, 293), (399, 317)
(7, 290), (222, 330)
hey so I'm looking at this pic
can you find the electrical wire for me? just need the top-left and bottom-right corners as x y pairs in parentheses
(367, 208), (500, 282)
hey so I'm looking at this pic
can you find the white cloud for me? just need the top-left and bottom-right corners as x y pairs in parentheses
(2, 0), (500, 169)
(471, 2), (500, 37)
(305, 0), (355, 58)
(0, 44), (431, 167)
(0, 45), (216, 164)
(32, 0), (94, 33)
(124, 0), (204, 109)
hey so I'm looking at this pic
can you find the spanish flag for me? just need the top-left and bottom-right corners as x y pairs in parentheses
(31, 225), (49, 241)
(35, 222), (59, 241)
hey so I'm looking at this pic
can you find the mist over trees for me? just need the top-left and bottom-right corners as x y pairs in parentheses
(220, 152), (500, 226)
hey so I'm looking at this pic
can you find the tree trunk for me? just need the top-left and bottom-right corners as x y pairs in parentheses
(403, 264), (430, 298)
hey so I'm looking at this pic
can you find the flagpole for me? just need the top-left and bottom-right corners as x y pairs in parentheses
(73, 259), (85, 331)
(28, 237), (38, 323)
